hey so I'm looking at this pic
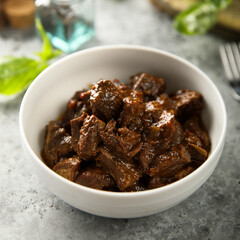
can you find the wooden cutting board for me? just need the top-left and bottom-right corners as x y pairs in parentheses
(151, 0), (240, 40)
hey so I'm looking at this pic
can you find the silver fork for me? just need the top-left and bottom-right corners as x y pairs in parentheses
(219, 42), (240, 102)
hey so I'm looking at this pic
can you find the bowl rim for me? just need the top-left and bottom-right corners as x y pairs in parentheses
(19, 44), (227, 198)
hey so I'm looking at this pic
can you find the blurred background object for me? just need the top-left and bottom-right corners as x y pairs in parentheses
(35, 0), (95, 53)
(151, 0), (240, 40)
(1, 0), (35, 29)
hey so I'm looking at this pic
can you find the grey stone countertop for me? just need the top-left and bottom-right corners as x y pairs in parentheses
(0, 0), (239, 239)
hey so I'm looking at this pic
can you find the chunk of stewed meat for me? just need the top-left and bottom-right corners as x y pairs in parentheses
(75, 166), (116, 190)
(116, 127), (143, 159)
(156, 93), (176, 112)
(171, 89), (203, 122)
(124, 180), (146, 192)
(61, 90), (91, 131)
(184, 116), (211, 152)
(173, 165), (194, 180)
(130, 73), (165, 99)
(99, 119), (118, 151)
(138, 141), (156, 171)
(118, 96), (145, 132)
(70, 113), (88, 152)
(77, 115), (106, 160)
(96, 148), (142, 191)
(100, 121), (143, 160)
(148, 144), (191, 178)
(148, 110), (184, 150)
(183, 130), (208, 165)
(148, 176), (173, 189)
(144, 100), (164, 124)
(90, 80), (123, 122)
(43, 121), (73, 168)
(52, 156), (81, 181)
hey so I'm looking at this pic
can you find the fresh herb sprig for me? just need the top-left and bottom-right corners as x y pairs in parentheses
(0, 18), (62, 96)
(174, 0), (232, 35)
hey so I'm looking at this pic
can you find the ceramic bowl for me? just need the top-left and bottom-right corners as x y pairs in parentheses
(19, 45), (227, 218)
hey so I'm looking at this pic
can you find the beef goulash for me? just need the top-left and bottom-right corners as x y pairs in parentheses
(41, 72), (211, 192)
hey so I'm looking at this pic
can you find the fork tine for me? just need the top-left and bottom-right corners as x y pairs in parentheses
(219, 45), (234, 81)
(225, 43), (240, 81)
(231, 42), (240, 75)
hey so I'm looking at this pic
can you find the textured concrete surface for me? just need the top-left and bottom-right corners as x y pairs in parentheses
(0, 0), (240, 239)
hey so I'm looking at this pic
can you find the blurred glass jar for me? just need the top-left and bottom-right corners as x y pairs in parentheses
(35, 0), (95, 53)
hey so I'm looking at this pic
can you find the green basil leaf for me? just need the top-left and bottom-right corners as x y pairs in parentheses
(0, 57), (48, 95)
(174, 0), (232, 35)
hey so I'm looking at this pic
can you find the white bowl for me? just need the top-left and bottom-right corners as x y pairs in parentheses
(19, 45), (227, 218)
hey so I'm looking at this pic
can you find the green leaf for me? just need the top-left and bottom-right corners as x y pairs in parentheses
(0, 57), (48, 95)
(208, 0), (232, 9)
(174, 0), (232, 35)
(0, 18), (62, 97)
(35, 18), (62, 62)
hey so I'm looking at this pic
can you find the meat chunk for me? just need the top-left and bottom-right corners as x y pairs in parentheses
(148, 144), (191, 177)
(148, 110), (184, 150)
(138, 141), (156, 171)
(156, 93), (176, 112)
(124, 180), (146, 192)
(99, 119), (118, 151)
(148, 176), (173, 189)
(96, 148), (142, 191)
(116, 127), (143, 159)
(52, 156), (81, 181)
(183, 130), (208, 165)
(90, 80), (123, 122)
(173, 165), (194, 180)
(42, 121), (73, 168)
(144, 100), (164, 124)
(100, 121), (143, 160)
(77, 115), (106, 160)
(118, 96), (145, 132)
(130, 73), (165, 99)
(75, 166), (115, 190)
(70, 113), (88, 152)
(61, 90), (91, 131)
(171, 89), (203, 122)
(184, 116), (211, 152)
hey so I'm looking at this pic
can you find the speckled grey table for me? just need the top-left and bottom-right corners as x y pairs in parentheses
(0, 1), (240, 239)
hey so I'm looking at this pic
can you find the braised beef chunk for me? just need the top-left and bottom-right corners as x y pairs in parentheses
(184, 116), (211, 152)
(90, 80), (123, 122)
(148, 110), (184, 150)
(43, 121), (73, 168)
(148, 144), (191, 178)
(75, 166), (116, 190)
(156, 93), (176, 112)
(70, 113), (88, 152)
(61, 90), (91, 131)
(183, 130), (208, 165)
(77, 115), (106, 160)
(99, 119), (118, 151)
(116, 128), (143, 159)
(124, 180), (146, 192)
(100, 122), (142, 160)
(42, 73), (211, 192)
(130, 73), (165, 99)
(148, 176), (173, 189)
(96, 148), (142, 191)
(171, 89), (203, 122)
(114, 80), (144, 100)
(52, 156), (81, 181)
(144, 101), (163, 124)
(139, 141), (156, 171)
(118, 96), (145, 132)
(173, 165), (194, 180)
